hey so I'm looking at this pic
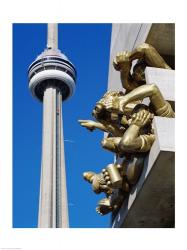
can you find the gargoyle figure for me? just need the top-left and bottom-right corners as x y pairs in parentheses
(101, 105), (155, 155)
(83, 159), (145, 215)
(79, 86), (174, 215)
(113, 43), (171, 92)
(79, 43), (175, 216)
(79, 92), (157, 155)
(79, 91), (127, 138)
(111, 43), (175, 118)
(83, 171), (114, 215)
(83, 167), (127, 216)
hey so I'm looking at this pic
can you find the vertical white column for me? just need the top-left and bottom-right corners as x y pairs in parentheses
(38, 87), (55, 227)
(57, 94), (69, 227)
(38, 87), (69, 228)
(52, 88), (57, 227)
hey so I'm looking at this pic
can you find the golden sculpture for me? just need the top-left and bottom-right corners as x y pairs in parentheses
(113, 43), (171, 92)
(83, 164), (127, 215)
(79, 43), (175, 216)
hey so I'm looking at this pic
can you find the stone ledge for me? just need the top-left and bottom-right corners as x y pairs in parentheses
(144, 67), (175, 110)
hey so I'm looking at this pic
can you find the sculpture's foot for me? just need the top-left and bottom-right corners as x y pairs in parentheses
(96, 198), (113, 216)
(102, 166), (122, 189)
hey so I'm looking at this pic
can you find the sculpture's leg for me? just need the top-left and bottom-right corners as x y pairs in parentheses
(124, 155), (145, 185)
(120, 84), (175, 118)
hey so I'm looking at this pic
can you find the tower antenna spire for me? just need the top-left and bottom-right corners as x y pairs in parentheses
(47, 23), (58, 49)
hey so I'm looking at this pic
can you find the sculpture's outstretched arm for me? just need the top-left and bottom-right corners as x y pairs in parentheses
(79, 119), (125, 137)
(118, 84), (175, 117)
(129, 43), (171, 69)
(79, 119), (108, 132)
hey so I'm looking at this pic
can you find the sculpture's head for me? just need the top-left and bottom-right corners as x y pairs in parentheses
(83, 171), (96, 183)
(92, 103), (119, 123)
(92, 91), (124, 122)
(132, 61), (146, 82)
(92, 103), (105, 120)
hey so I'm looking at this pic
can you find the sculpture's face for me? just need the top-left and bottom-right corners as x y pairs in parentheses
(92, 104), (107, 120)
(132, 63), (146, 82)
(92, 103), (105, 119)
(92, 102), (119, 124)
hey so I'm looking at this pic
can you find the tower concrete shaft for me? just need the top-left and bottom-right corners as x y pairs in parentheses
(38, 87), (69, 228)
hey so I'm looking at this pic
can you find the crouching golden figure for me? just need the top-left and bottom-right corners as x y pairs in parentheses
(79, 43), (175, 215)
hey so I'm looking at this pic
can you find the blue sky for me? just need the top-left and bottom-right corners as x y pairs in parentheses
(13, 23), (113, 228)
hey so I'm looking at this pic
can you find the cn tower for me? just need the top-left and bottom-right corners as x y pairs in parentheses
(28, 24), (76, 228)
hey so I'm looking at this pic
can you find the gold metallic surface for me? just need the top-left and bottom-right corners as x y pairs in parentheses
(79, 43), (175, 216)
(83, 171), (112, 195)
(113, 43), (171, 92)
(105, 164), (122, 189)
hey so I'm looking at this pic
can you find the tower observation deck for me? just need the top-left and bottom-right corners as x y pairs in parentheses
(28, 24), (76, 228)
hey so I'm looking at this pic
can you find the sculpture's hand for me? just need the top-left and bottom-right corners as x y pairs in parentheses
(102, 137), (121, 153)
(118, 96), (129, 113)
(101, 95), (113, 110)
(113, 51), (132, 71)
(78, 120), (97, 131)
(104, 96), (121, 113)
(131, 110), (154, 128)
